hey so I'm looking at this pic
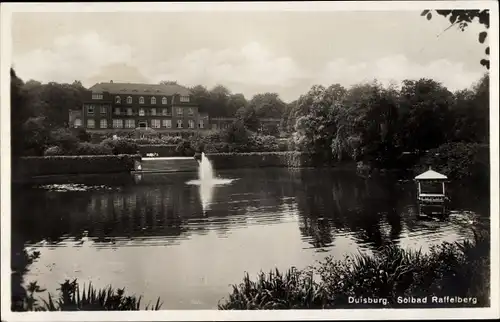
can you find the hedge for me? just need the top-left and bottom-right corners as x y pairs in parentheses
(14, 154), (141, 178)
(205, 152), (319, 169)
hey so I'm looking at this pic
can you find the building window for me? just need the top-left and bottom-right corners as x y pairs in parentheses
(177, 107), (183, 116)
(87, 105), (94, 114)
(199, 120), (204, 128)
(188, 120), (195, 129)
(100, 119), (108, 129)
(115, 96), (121, 104)
(162, 97), (167, 104)
(151, 97), (156, 104)
(113, 119), (123, 129)
(177, 120), (183, 128)
(74, 118), (82, 128)
(87, 119), (95, 128)
(125, 119), (135, 129)
(188, 108), (194, 115)
(100, 105), (107, 114)
(151, 119), (161, 129)
(114, 107), (121, 115)
(127, 96), (132, 104)
(162, 119), (172, 128)
(180, 95), (190, 103)
(92, 93), (103, 100)
(139, 108), (145, 116)
(139, 96), (144, 104)
(127, 108), (133, 116)
(162, 108), (170, 116)
(151, 108), (156, 116)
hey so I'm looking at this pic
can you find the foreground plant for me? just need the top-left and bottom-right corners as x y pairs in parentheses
(218, 268), (328, 310)
(22, 279), (162, 311)
(219, 228), (490, 309)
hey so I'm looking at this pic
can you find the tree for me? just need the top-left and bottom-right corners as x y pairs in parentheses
(227, 93), (248, 117)
(22, 117), (52, 156)
(11, 68), (32, 157)
(235, 105), (260, 132)
(421, 9), (490, 69)
(160, 80), (178, 85)
(397, 78), (454, 152)
(291, 85), (340, 162)
(248, 93), (286, 118)
(222, 122), (252, 152)
(190, 85), (211, 114)
(330, 81), (398, 164)
(22, 81), (87, 128)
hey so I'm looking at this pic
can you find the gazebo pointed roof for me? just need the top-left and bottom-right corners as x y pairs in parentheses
(415, 167), (448, 180)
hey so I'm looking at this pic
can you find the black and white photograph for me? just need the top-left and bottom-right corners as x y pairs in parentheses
(1, 1), (499, 321)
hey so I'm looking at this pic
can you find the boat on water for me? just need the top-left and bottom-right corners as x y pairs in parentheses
(414, 167), (450, 219)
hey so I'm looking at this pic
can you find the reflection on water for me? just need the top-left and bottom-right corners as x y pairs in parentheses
(11, 168), (489, 309)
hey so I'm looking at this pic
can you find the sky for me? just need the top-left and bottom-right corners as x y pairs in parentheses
(11, 9), (489, 102)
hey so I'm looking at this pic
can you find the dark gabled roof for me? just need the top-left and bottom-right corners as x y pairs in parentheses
(89, 82), (191, 96)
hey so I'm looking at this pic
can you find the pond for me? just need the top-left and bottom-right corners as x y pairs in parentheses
(11, 167), (489, 309)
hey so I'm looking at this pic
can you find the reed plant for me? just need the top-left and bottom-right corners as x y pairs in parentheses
(21, 279), (162, 311)
(219, 228), (490, 309)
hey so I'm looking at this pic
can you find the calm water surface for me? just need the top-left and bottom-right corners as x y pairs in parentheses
(12, 168), (489, 309)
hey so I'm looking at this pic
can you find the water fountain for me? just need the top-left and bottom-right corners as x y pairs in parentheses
(186, 152), (236, 212)
(198, 152), (215, 183)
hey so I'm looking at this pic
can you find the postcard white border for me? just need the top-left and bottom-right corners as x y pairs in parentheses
(1, 1), (499, 321)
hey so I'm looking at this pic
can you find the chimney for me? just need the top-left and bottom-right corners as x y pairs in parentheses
(110, 80), (113, 83)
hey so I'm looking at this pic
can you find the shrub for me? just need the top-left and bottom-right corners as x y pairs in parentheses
(218, 268), (326, 309)
(124, 136), (184, 145)
(101, 138), (139, 155)
(175, 139), (195, 156)
(72, 128), (91, 142)
(44, 146), (64, 156)
(204, 142), (231, 153)
(48, 128), (79, 152)
(251, 134), (279, 152)
(414, 143), (489, 182)
(75, 142), (112, 155)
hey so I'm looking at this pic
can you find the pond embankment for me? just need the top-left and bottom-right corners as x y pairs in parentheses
(13, 152), (356, 184)
(206, 152), (355, 170)
(12, 155), (141, 184)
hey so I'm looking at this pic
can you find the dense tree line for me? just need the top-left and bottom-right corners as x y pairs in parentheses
(11, 67), (489, 175)
(10, 70), (290, 157)
(286, 75), (489, 170)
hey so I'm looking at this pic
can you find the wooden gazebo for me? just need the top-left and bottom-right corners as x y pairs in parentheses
(414, 167), (448, 204)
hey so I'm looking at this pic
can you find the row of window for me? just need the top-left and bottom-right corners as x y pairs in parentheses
(92, 95), (191, 104)
(86, 105), (194, 116)
(86, 104), (110, 114)
(86, 119), (204, 129)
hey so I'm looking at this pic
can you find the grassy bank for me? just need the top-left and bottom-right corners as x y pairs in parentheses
(218, 228), (490, 309)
